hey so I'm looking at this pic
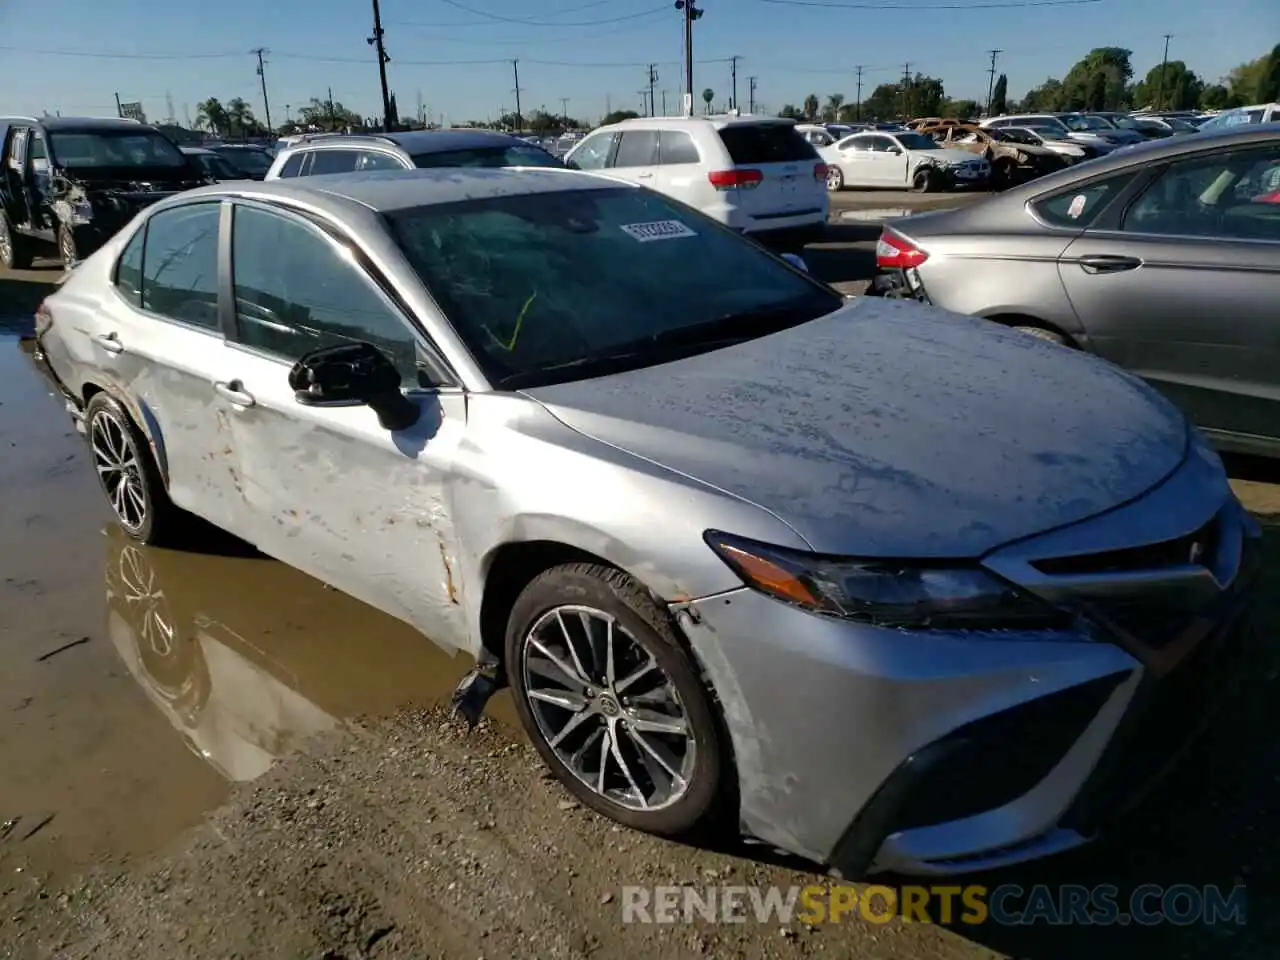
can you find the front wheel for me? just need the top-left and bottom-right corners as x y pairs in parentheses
(505, 563), (727, 837)
(911, 167), (941, 193)
(0, 212), (36, 270)
(57, 222), (80, 269)
(85, 393), (185, 545)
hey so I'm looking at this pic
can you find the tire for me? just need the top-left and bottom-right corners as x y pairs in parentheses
(85, 393), (184, 545)
(0, 212), (36, 270)
(1013, 325), (1067, 345)
(505, 562), (727, 838)
(911, 168), (940, 194)
(826, 165), (845, 192)
(57, 222), (79, 269)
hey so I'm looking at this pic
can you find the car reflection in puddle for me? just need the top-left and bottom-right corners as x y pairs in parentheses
(101, 528), (499, 782)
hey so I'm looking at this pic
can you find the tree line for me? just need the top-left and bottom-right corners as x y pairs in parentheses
(777, 43), (1280, 122)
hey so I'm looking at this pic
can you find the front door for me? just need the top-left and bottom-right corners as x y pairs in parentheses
(867, 135), (909, 186)
(217, 200), (470, 648)
(4, 127), (33, 227)
(1058, 143), (1280, 446)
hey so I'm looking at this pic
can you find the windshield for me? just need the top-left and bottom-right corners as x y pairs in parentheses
(214, 148), (274, 175)
(48, 130), (186, 169)
(1063, 115), (1112, 131)
(894, 132), (941, 151)
(993, 128), (1036, 145)
(387, 187), (841, 388)
(411, 144), (562, 169)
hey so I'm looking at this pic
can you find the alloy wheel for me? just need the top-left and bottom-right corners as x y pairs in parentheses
(0, 218), (12, 267)
(91, 411), (147, 532)
(826, 167), (843, 191)
(520, 604), (697, 812)
(59, 228), (76, 267)
(117, 545), (176, 657)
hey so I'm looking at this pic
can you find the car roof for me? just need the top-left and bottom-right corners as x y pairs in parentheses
(180, 146), (215, 155)
(284, 129), (528, 154)
(4, 116), (152, 132)
(177, 166), (618, 213)
(601, 115), (796, 132)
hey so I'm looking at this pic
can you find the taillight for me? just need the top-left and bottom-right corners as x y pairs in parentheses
(813, 162), (827, 181)
(708, 168), (763, 190)
(875, 229), (929, 270)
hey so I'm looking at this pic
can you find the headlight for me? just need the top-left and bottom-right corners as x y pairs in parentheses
(703, 530), (1070, 630)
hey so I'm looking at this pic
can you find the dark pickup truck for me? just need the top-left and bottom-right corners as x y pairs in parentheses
(1, 116), (207, 269)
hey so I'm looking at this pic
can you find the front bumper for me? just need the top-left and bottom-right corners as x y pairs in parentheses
(674, 454), (1260, 877)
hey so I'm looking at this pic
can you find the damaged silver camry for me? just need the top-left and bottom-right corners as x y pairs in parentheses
(34, 168), (1261, 877)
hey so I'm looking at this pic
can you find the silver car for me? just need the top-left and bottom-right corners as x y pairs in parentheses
(870, 123), (1280, 457)
(33, 168), (1260, 877)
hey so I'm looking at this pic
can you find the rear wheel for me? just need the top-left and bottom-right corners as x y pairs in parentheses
(505, 563), (727, 838)
(1012, 325), (1067, 345)
(826, 165), (845, 192)
(85, 393), (185, 545)
(0, 212), (36, 270)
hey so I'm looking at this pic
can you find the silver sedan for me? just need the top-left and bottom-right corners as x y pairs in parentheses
(34, 167), (1260, 877)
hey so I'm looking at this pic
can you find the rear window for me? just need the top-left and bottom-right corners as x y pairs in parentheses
(716, 124), (817, 165)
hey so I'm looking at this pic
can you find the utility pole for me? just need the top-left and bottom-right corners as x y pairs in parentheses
(985, 49), (1001, 117)
(901, 62), (912, 119)
(114, 92), (123, 118)
(560, 96), (569, 120)
(662, 89), (668, 114)
(675, 0), (704, 117)
(367, 0), (394, 130)
(646, 64), (659, 117)
(748, 76), (758, 114)
(854, 65), (863, 120)
(511, 59), (524, 132)
(639, 89), (650, 115)
(327, 86), (336, 130)
(1155, 34), (1173, 110)
(729, 55), (741, 111)
(251, 47), (273, 134)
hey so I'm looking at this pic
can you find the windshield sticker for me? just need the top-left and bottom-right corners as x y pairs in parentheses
(620, 220), (697, 242)
(1067, 194), (1088, 219)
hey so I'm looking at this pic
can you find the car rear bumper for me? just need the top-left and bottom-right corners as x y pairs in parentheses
(673, 478), (1261, 877)
(868, 266), (930, 300)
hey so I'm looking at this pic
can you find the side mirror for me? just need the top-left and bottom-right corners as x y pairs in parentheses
(288, 342), (420, 431)
(780, 252), (808, 273)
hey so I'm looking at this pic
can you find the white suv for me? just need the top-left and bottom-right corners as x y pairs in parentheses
(564, 116), (829, 244)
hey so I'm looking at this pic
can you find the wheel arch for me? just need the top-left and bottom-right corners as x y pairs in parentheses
(980, 312), (1080, 347)
(82, 380), (171, 486)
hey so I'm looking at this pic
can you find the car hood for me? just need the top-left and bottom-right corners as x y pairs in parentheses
(528, 299), (1188, 558)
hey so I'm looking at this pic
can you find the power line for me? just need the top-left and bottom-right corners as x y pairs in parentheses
(431, 0), (671, 27)
(752, 0), (1102, 7)
(387, 9), (668, 45)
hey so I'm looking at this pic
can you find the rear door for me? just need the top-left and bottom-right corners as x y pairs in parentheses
(654, 129), (706, 208)
(1057, 142), (1280, 447)
(607, 129), (660, 188)
(714, 122), (824, 220)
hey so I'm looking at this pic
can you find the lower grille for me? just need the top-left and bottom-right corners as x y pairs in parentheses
(1063, 612), (1251, 836)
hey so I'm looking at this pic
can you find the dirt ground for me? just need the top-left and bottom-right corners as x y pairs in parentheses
(3, 208), (1280, 959)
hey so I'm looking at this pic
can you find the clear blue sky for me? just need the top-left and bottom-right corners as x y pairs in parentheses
(1, 0), (1275, 125)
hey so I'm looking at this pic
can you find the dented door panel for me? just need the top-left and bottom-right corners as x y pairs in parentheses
(219, 347), (471, 650)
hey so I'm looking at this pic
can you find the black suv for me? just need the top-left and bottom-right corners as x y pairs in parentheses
(1, 116), (206, 269)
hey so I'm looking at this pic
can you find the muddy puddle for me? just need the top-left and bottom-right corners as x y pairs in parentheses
(0, 331), (509, 880)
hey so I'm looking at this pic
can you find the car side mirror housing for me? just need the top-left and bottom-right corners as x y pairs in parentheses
(780, 252), (808, 273)
(288, 341), (420, 431)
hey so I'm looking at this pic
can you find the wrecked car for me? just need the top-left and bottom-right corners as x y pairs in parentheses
(926, 123), (1068, 188)
(33, 169), (1261, 879)
(1, 116), (206, 269)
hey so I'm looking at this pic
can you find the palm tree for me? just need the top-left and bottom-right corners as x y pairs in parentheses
(195, 98), (228, 138)
(824, 94), (845, 122)
(701, 88), (715, 115)
(803, 93), (820, 120)
(226, 98), (256, 138)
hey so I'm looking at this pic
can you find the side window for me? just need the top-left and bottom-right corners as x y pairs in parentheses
(357, 150), (406, 171)
(1121, 146), (1280, 241)
(307, 149), (360, 175)
(838, 137), (868, 152)
(28, 134), (46, 160)
(612, 130), (659, 168)
(278, 152), (305, 178)
(1032, 176), (1130, 229)
(658, 130), (700, 165)
(869, 136), (896, 152)
(115, 225), (145, 307)
(139, 203), (220, 329)
(568, 133), (615, 170)
(230, 205), (420, 385)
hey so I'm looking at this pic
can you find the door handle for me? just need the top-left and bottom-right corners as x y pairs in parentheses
(94, 332), (124, 354)
(214, 380), (256, 408)
(635, 172), (654, 179)
(1077, 254), (1142, 275)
